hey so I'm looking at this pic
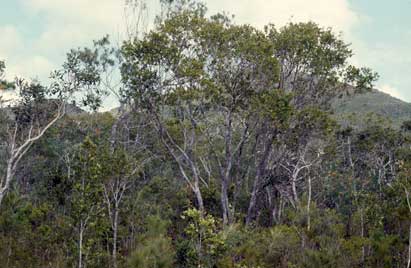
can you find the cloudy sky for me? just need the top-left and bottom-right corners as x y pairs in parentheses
(1, 0), (410, 106)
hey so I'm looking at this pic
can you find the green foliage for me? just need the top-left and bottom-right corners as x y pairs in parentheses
(0, 60), (14, 90)
(127, 216), (175, 268)
(252, 89), (293, 125)
(266, 21), (378, 108)
(69, 137), (109, 267)
(181, 208), (226, 267)
(333, 90), (411, 129)
(50, 36), (117, 111)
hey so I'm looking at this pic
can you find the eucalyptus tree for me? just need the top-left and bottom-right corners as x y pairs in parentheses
(244, 90), (293, 224)
(121, 0), (293, 225)
(245, 22), (377, 224)
(243, 22), (378, 224)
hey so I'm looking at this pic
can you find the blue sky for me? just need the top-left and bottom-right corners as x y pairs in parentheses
(1, 0), (410, 107)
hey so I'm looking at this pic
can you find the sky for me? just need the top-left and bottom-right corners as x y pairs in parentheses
(0, 0), (410, 108)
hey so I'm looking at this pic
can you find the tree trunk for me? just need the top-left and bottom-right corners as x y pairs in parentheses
(246, 176), (259, 225)
(360, 209), (365, 267)
(266, 187), (277, 225)
(0, 163), (14, 207)
(292, 174), (299, 206)
(193, 183), (204, 214)
(0, 191), (4, 207)
(221, 111), (233, 225)
(221, 178), (230, 225)
(112, 207), (119, 268)
(408, 223), (411, 268)
(246, 138), (272, 225)
(307, 176), (312, 231)
(79, 223), (84, 268)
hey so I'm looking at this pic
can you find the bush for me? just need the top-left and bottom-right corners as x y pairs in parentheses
(127, 216), (175, 268)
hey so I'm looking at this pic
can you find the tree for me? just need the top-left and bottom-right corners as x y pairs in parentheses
(181, 208), (225, 268)
(121, 1), (284, 223)
(0, 80), (65, 206)
(69, 137), (107, 268)
(0, 38), (115, 207)
(245, 21), (378, 225)
(101, 146), (150, 268)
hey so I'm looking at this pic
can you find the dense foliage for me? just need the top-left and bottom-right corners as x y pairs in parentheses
(1, 1), (410, 267)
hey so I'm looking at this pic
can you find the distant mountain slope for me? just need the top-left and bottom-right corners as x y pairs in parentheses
(333, 89), (411, 127)
(107, 90), (411, 128)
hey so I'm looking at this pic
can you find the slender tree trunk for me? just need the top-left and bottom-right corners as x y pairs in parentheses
(246, 138), (272, 225)
(0, 191), (4, 207)
(266, 187), (278, 225)
(404, 186), (411, 268)
(221, 178), (230, 225)
(220, 110), (234, 225)
(408, 223), (411, 268)
(79, 223), (84, 268)
(112, 206), (119, 268)
(0, 163), (14, 207)
(193, 182), (204, 214)
(292, 174), (299, 206)
(307, 176), (312, 231)
(278, 196), (284, 223)
(360, 209), (365, 267)
(246, 170), (262, 225)
(6, 236), (12, 267)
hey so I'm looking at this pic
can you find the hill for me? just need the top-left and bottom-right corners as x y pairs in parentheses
(109, 90), (411, 128)
(333, 89), (411, 127)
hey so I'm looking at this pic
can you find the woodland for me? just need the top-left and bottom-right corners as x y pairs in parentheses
(1, 0), (411, 267)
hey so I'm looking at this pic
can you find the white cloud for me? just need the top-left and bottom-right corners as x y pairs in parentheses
(22, 0), (128, 56)
(379, 84), (404, 100)
(0, 25), (23, 58)
(13, 55), (55, 80)
(349, 39), (411, 103)
(23, 0), (124, 29)
(0, 0), (133, 82)
(206, 0), (360, 34)
(0, 32), (55, 81)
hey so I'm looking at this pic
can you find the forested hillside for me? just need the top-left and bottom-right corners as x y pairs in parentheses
(333, 89), (411, 128)
(1, 1), (411, 268)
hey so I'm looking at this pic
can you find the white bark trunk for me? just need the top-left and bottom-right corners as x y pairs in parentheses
(79, 223), (84, 268)
(408, 223), (411, 268)
(292, 174), (299, 206)
(307, 176), (312, 231)
(360, 209), (365, 266)
(112, 207), (118, 268)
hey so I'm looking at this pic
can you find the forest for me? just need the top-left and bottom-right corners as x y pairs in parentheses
(1, 0), (411, 267)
